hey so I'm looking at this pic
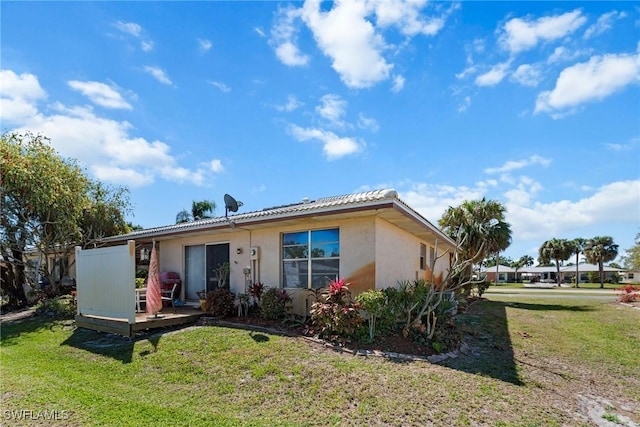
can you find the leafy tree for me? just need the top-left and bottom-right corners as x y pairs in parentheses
(439, 198), (512, 288)
(175, 200), (216, 223)
(584, 236), (619, 289)
(1, 132), (130, 305)
(538, 238), (572, 286)
(621, 232), (640, 271)
(569, 238), (586, 288)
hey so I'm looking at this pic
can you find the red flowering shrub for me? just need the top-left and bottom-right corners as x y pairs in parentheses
(309, 278), (364, 340)
(616, 284), (640, 303)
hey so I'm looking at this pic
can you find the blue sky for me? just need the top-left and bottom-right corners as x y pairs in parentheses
(1, 1), (639, 263)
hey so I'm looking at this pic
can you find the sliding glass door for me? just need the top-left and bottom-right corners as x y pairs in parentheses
(185, 243), (230, 300)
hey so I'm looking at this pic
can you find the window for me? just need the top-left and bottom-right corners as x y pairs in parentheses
(419, 243), (426, 270)
(282, 228), (339, 289)
(629, 273), (635, 279)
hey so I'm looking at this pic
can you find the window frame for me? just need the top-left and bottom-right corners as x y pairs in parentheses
(281, 228), (340, 289)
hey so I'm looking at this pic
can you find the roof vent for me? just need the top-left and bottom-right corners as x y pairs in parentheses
(301, 197), (310, 204)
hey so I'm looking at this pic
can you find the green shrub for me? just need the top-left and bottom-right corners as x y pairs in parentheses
(259, 288), (291, 320)
(35, 295), (76, 319)
(205, 288), (236, 317)
(355, 289), (386, 340)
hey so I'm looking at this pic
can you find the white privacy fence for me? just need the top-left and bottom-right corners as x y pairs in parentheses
(75, 240), (136, 323)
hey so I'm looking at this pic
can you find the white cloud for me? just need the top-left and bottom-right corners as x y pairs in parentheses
(143, 66), (173, 85)
(397, 177), (640, 262)
(114, 21), (142, 37)
(457, 96), (471, 112)
(198, 38), (212, 53)
(288, 124), (363, 160)
(584, 11), (627, 39)
(254, 27), (266, 37)
(300, 0), (392, 88)
(0, 70), (47, 123)
(547, 46), (591, 64)
(475, 62), (510, 87)
(316, 94), (347, 126)
(510, 64), (542, 87)
(606, 136), (639, 151)
(372, 0), (447, 36)
(399, 182), (487, 223)
(270, 1), (451, 89)
(209, 159), (224, 173)
(535, 52), (640, 115)
(208, 80), (231, 92)
(1, 69), (208, 188)
(113, 20), (154, 52)
(275, 95), (304, 112)
(505, 180), (640, 241)
(68, 80), (132, 110)
(357, 113), (379, 132)
(141, 41), (154, 52)
(93, 165), (154, 187)
(484, 155), (552, 174)
(499, 10), (586, 54)
(270, 6), (309, 67)
(391, 75), (405, 92)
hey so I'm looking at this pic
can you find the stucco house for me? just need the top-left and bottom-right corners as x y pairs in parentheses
(94, 189), (455, 317)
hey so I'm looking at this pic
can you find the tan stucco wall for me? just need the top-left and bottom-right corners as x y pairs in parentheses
(374, 218), (451, 289)
(156, 215), (451, 315)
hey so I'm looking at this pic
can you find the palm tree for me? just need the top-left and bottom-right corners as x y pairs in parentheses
(191, 200), (216, 220)
(569, 238), (586, 288)
(584, 236), (619, 289)
(439, 198), (512, 284)
(510, 255), (534, 282)
(538, 238), (572, 286)
(175, 200), (216, 224)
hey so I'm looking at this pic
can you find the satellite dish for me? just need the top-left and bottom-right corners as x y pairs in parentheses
(224, 193), (243, 218)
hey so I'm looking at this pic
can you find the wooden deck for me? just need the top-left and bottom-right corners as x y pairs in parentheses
(75, 306), (204, 337)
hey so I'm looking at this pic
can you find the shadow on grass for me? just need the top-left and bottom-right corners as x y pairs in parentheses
(61, 327), (136, 363)
(502, 302), (595, 312)
(443, 300), (523, 385)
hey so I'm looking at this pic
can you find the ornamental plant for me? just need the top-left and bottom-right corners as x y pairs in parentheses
(309, 278), (363, 341)
(205, 288), (236, 317)
(616, 284), (640, 303)
(355, 289), (386, 341)
(260, 287), (291, 320)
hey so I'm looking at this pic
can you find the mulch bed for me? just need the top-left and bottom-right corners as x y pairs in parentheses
(216, 315), (436, 357)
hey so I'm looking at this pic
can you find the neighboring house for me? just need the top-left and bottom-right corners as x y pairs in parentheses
(560, 263), (625, 284)
(619, 270), (640, 284)
(480, 264), (517, 283)
(97, 189), (456, 315)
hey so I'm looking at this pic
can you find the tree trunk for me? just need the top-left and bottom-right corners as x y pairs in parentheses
(599, 260), (604, 289)
(3, 249), (29, 308)
(575, 253), (580, 288)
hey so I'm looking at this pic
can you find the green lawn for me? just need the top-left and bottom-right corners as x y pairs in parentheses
(490, 282), (622, 290)
(1, 297), (638, 426)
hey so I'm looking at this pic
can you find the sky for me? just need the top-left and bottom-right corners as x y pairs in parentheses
(1, 1), (639, 264)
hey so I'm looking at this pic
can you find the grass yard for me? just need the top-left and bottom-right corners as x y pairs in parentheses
(490, 282), (623, 290)
(1, 297), (638, 426)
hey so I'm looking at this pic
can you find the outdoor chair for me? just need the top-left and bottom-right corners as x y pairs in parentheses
(161, 283), (178, 313)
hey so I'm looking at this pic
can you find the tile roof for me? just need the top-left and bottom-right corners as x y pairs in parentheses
(104, 188), (433, 242)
